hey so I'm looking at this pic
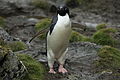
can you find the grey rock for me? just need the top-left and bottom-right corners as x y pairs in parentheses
(0, 0), (16, 16)
(15, 41), (120, 80)
(0, 47), (26, 80)
(0, 27), (21, 42)
(5, 16), (39, 42)
(0, 0), (53, 17)
(0, 27), (13, 41)
(64, 42), (101, 80)
(16, 43), (47, 63)
(17, 42), (102, 80)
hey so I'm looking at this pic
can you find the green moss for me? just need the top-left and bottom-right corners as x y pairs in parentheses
(32, 0), (49, 9)
(17, 54), (46, 80)
(70, 31), (92, 42)
(8, 41), (27, 52)
(0, 39), (26, 52)
(0, 38), (6, 46)
(35, 18), (51, 31)
(0, 16), (5, 28)
(0, 38), (10, 49)
(92, 28), (117, 46)
(96, 23), (107, 30)
(35, 18), (51, 40)
(0, 46), (10, 57)
(96, 46), (120, 71)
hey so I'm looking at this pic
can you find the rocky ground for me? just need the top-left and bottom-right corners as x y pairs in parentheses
(0, 0), (120, 80)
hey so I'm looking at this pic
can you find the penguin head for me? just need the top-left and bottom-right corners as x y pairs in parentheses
(57, 5), (69, 16)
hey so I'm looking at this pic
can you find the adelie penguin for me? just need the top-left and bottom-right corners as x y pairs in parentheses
(28, 5), (72, 74)
(47, 5), (72, 74)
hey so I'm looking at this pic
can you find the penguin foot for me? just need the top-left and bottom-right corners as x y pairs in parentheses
(58, 65), (68, 73)
(49, 68), (56, 74)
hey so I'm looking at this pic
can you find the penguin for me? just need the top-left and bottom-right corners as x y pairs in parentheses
(47, 5), (72, 74)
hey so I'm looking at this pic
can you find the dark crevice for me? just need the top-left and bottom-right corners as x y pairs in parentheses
(0, 54), (8, 67)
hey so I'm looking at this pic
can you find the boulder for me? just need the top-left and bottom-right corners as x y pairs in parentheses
(0, 46), (26, 80)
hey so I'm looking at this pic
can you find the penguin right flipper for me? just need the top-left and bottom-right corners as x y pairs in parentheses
(49, 15), (58, 35)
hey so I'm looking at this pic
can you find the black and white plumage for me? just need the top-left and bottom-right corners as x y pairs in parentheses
(47, 5), (72, 74)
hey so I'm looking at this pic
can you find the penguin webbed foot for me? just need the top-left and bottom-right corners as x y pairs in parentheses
(49, 68), (56, 74)
(58, 64), (68, 73)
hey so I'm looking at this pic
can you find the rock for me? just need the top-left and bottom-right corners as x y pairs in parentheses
(0, 46), (26, 80)
(5, 16), (39, 42)
(15, 46), (47, 63)
(0, 0), (54, 17)
(4, 15), (46, 49)
(17, 54), (46, 80)
(0, 27), (21, 43)
(0, 27), (14, 41)
(113, 28), (120, 49)
(62, 42), (101, 80)
(16, 40), (120, 80)
(17, 42), (101, 80)
(0, 0), (16, 16)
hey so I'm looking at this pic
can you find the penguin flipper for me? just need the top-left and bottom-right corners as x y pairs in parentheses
(49, 15), (58, 35)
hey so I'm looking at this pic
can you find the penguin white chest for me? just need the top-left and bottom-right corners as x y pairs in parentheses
(47, 14), (71, 54)
(52, 14), (71, 39)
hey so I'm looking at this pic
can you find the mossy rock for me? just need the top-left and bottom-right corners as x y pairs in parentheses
(31, 0), (49, 9)
(70, 31), (92, 42)
(96, 23), (107, 30)
(0, 39), (26, 52)
(0, 46), (10, 58)
(92, 28), (117, 46)
(8, 41), (27, 52)
(0, 38), (7, 47)
(0, 38), (10, 49)
(17, 54), (46, 80)
(0, 16), (5, 28)
(35, 18), (51, 40)
(96, 46), (120, 71)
